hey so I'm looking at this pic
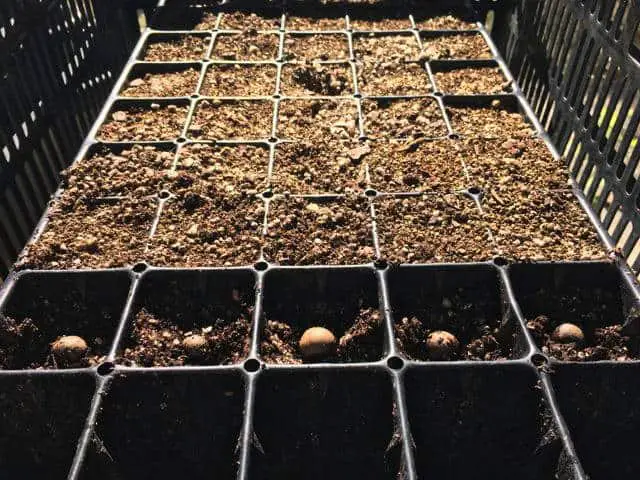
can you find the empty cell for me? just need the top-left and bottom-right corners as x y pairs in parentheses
(218, 10), (281, 30)
(150, 8), (218, 31)
(284, 33), (350, 61)
(98, 103), (188, 142)
(349, 14), (412, 31)
(189, 99), (273, 140)
(141, 34), (210, 61)
(446, 102), (534, 138)
(413, 12), (478, 30)
(362, 97), (448, 139)
(120, 270), (255, 367)
(211, 33), (280, 61)
(277, 99), (359, 140)
(357, 61), (432, 96)
(259, 268), (383, 363)
(80, 372), (245, 480)
(201, 63), (277, 97)
(285, 13), (346, 30)
(0, 271), (130, 369)
(509, 263), (639, 361)
(280, 62), (353, 96)
(434, 66), (509, 94)
(405, 366), (564, 479)
(251, 369), (399, 479)
(121, 67), (200, 97)
(421, 33), (492, 60)
(0, 374), (95, 479)
(353, 33), (421, 62)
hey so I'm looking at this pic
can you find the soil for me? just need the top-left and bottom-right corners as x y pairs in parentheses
(446, 101), (534, 138)
(264, 196), (374, 265)
(375, 194), (495, 263)
(98, 104), (187, 141)
(349, 16), (412, 31)
(283, 34), (350, 61)
(142, 35), (210, 61)
(189, 99), (273, 140)
(357, 61), (432, 95)
(59, 144), (174, 198)
(17, 197), (155, 269)
(211, 33), (280, 61)
(527, 315), (640, 361)
(176, 143), (269, 194)
(147, 190), (264, 267)
(193, 12), (218, 30)
(421, 34), (492, 60)
(280, 62), (353, 96)
(218, 11), (281, 30)
(261, 307), (383, 363)
(353, 34), (421, 62)
(121, 68), (201, 97)
(366, 139), (468, 192)
(271, 141), (367, 194)
(201, 63), (277, 97)
(414, 15), (478, 30)
(362, 97), (448, 139)
(277, 99), (359, 140)
(484, 186), (606, 261)
(286, 15), (346, 31)
(434, 67), (509, 95)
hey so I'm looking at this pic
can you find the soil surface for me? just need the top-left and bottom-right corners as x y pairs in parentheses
(434, 67), (508, 94)
(280, 62), (353, 96)
(362, 97), (447, 139)
(189, 99), (273, 140)
(193, 12), (218, 30)
(277, 99), (359, 140)
(271, 141), (366, 194)
(121, 68), (200, 97)
(201, 63), (277, 97)
(447, 101), (534, 138)
(142, 35), (210, 61)
(349, 16), (412, 31)
(375, 194), (494, 263)
(353, 34), (421, 62)
(264, 196), (374, 265)
(211, 33), (280, 61)
(357, 61), (432, 95)
(414, 15), (478, 30)
(421, 34), (492, 60)
(176, 143), (269, 194)
(284, 34), (350, 61)
(218, 11), (281, 30)
(285, 15), (346, 30)
(261, 307), (383, 363)
(98, 104), (187, 141)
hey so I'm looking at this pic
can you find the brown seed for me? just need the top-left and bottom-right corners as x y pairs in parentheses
(299, 327), (337, 361)
(552, 323), (585, 344)
(182, 334), (208, 359)
(51, 335), (89, 366)
(426, 330), (460, 360)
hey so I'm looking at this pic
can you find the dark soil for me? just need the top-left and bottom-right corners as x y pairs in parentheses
(201, 63), (277, 97)
(357, 61), (432, 96)
(189, 99), (273, 140)
(98, 104), (187, 141)
(277, 99), (359, 140)
(142, 35), (210, 61)
(121, 68), (200, 97)
(414, 15), (478, 30)
(285, 15), (346, 30)
(362, 97), (448, 139)
(218, 11), (281, 30)
(211, 33), (280, 61)
(176, 143), (269, 194)
(284, 34), (350, 61)
(280, 62), (353, 96)
(353, 33), (421, 62)
(375, 194), (495, 263)
(421, 33), (492, 60)
(261, 307), (383, 363)
(349, 16), (412, 31)
(434, 67), (509, 95)
(447, 101), (534, 138)
(271, 141), (367, 194)
(264, 196), (374, 265)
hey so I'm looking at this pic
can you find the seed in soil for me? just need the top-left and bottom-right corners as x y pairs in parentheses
(218, 11), (281, 30)
(277, 99), (359, 141)
(142, 35), (210, 61)
(414, 14), (478, 30)
(280, 62), (353, 96)
(98, 104), (187, 142)
(182, 334), (209, 360)
(375, 194), (494, 263)
(147, 191), (264, 267)
(176, 143), (269, 194)
(349, 15), (412, 31)
(211, 32), (280, 61)
(434, 66), (509, 94)
(51, 336), (89, 367)
(425, 330), (460, 360)
(189, 99), (273, 140)
(17, 197), (155, 270)
(285, 14), (346, 30)
(420, 33), (492, 60)
(362, 97), (447, 139)
(552, 323), (585, 344)
(59, 144), (174, 199)
(447, 102), (533, 138)
(201, 63), (277, 97)
(120, 68), (200, 97)
(357, 61), (432, 96)
(299, 327), (337, 361)
(353, 33), (421, 62)
(271, 140), (367, 194)
(283, 33), (350, 61)
(264, 196), (374, 265)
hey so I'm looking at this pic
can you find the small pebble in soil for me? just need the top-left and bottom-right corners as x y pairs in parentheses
(182, 334), (209, 360)
(552, 323), (585, 344)
(299, 326), (337, 361)
(425, 330), (460, 360)
(51, 335), (89, 367)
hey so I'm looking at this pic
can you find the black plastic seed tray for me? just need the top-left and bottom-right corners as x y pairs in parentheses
(2, 1), (640, 479)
